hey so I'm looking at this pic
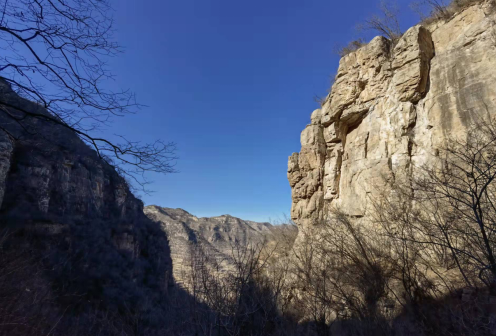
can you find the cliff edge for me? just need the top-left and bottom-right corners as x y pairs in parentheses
(288, 1), (496, 228)
(0, 79), (174, 335)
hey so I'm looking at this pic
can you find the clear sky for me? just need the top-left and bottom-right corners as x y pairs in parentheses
(106, 0), (419, 222)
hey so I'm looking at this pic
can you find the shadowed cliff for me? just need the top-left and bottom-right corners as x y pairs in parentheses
(0, 79), (181, 335)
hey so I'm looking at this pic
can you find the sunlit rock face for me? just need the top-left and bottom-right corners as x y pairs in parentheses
(145, 205), (297, 288)
(289, 1), (496, 229)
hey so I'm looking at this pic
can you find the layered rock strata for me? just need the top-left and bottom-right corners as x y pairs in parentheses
(288, 1), (496, 228)
(0, 79), (174, 333)
(145, 205), (297, 288)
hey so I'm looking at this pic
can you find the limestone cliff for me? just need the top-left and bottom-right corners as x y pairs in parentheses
(288, 1), (496, 228)
(0, 79), (174, 335)
(145, 205), (297, 287)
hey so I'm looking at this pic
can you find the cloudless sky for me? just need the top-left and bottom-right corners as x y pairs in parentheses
(106, 0), (419, 222)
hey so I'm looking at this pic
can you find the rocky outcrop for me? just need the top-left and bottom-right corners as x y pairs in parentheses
(0, 79), (174, 334)
(145, 205), (297, 288)
(289, 1), (496, 228)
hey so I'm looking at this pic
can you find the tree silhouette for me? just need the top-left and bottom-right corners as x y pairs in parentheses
(0, 0), (176, 191)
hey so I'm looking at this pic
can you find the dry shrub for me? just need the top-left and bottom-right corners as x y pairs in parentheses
(412, 0), (495, 25)
(185, 239), (299, 336)
(334, 39), (367, 57)
(357, 1), (402, 44)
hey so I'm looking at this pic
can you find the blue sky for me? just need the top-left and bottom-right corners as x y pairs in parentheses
(107, 0), (419, 222)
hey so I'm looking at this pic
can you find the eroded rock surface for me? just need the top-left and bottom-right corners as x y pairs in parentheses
(289, 1), (496, 228)
(0, 79), (174, 332)
(145, 205), (297, 288)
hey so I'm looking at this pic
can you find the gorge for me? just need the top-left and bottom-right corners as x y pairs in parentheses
(1, 0), (496, 335)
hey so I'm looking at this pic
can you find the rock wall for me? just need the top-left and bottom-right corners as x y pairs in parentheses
(0, 79), (175, 334)
(288, 1), (496, 228)
(0, 80), (172, 255)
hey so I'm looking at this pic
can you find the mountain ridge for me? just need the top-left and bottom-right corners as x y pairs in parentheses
(144, 205), (297, 287)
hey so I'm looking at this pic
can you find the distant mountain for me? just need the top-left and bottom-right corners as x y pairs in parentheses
(144, 205), (297, 287)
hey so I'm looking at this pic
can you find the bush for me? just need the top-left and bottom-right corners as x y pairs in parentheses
(411, 0), (494, 25)
(334, 39), (367, 57)
(357, 1), (402, 44)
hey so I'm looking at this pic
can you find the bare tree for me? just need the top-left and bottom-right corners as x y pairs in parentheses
(357, 0), (402, 44)
(333, 39), (366, 57)
(413, 120), (496, 291)
(411, 0), (495, 24)
(369, 117), (496, 294)
(368, 118), (496, 334)
(0, 0), (176, 191)
(289, 227), (336, 335)
(410, 0), (451, 21)
(186, 238), (294, 336)
(288, 211), (401, 336)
